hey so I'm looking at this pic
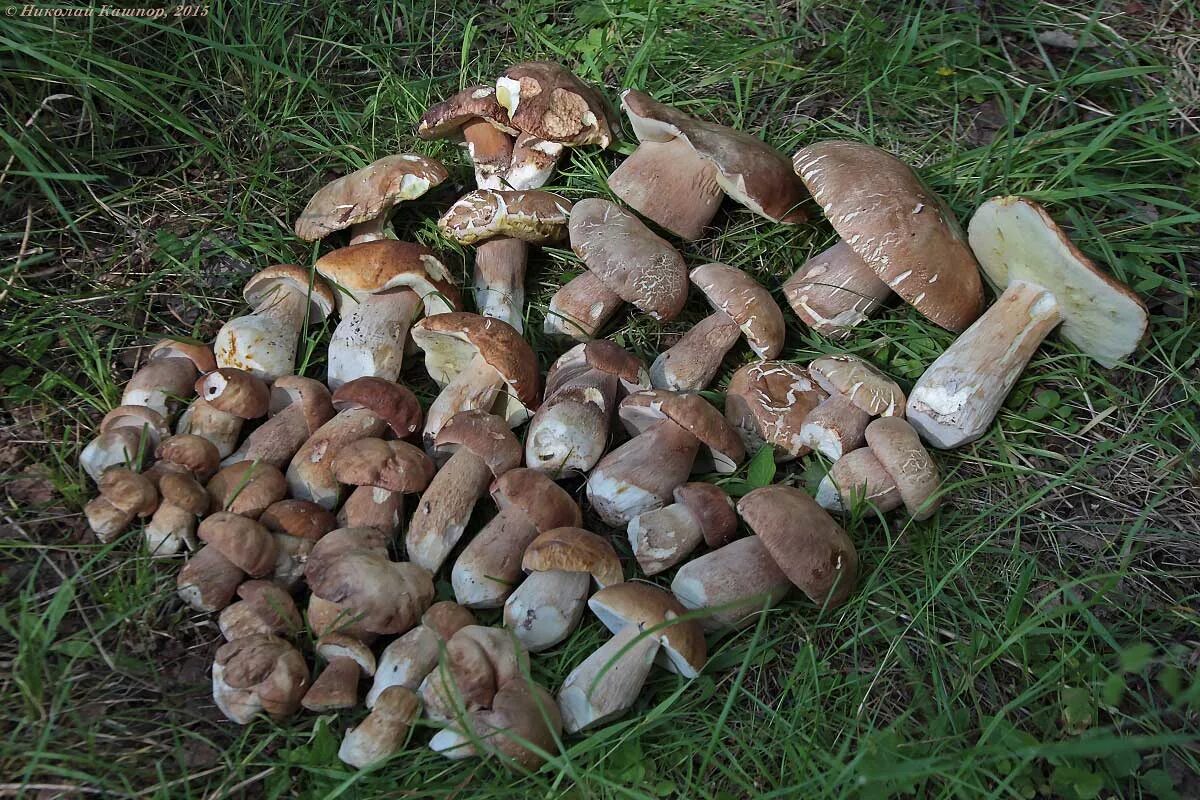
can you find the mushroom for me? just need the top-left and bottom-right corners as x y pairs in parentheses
(504, 527), (623, 652)
(452, 469), (582, 609)
(213, 265), (336, 380)
(524, 340), (649, 475)
(404, 411), (521, 574)
(789, 140), (984, 335)
(339, 685), (421, 768)
(218, 580), (302, 641)
(315, 240), (459, 390)
(301, 634), (377, 712)
(177, 368), (270, 459)
(177, 512), (278, 612)
(545, 198), (689, 340)
(83, 468), (159, 542)
(627, 482), (736, 576)
(798, 354), (906, 460)
(607, 89), (808, 240)
(367, 601), (476, 707)
(816, 417), (941, 518)
(907, 196), (1149, 449)
(586, 390), (745, 528)
(294, 153), (448, 245)
(206, 461), (288, 519)
(649, 263), (785, 391)
(438, 189), (572, 332)
(494, 61), (614, 152)
(142, 434), (221, 555)
(258, 499), (336, 590)
(557, 583), (706, 733)
(782, 242), (893, 340)
(669, 536), (791, 631)
(221, 376), (335, 468)
(724, 360), (827, 461)
(119, 339), (216, 420)
(331, 438), (435, 536)
(80, 406), (170, 483)
(418, 625), (529, 723)
(418, 84), (518, 190)
(212, 634), (309, 724)
(286, 377), (422, 509)
(429, 680), (562, 771)
(410, 312), (539, 450)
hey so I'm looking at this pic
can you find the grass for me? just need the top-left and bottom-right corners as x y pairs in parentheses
(2, 0), (1199, 797)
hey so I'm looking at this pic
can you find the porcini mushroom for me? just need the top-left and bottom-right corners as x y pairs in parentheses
(418, 85), (518, 189)
(907, 196), (1149, 449)
(80, 405), (171, 482)
(212, 634), (309, 724)
(83, 468), (159, 542)
(627, 482), (737, 575)
(206, 461), (288, 519)
(429, 680), (562, 771)
(222, 376), (335, 468)
(798, 354), (906, 460)
(258, 498), (336, 590)
(141, 434), (220, 554)
(331, 438), (434, 536)
(177, 512), (278, 613)
(495, 61), (613, 150)
(301, 634), (377, 712)
(367, 601), (476, 707)
(339, 685), (422, 768)
(816, 416), (941, 518)
(418, 625), (529, 722)
(724, 360), (827, 461)
(782, 242), (893, 340)
(669, 536), (791, 631)
(177, 368), (270, 459)
(119, 339), (216, 420)
(218, 580), (302, 641)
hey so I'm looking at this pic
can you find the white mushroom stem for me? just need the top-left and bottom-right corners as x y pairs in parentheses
(474, 238), (528, 333)
(339, 687), (419, 768)
(121, 357), (199, 419)
(607, 137), (725, 241)
(286, 408), (388, 509)
(544, 272), (625, 340)
(451, 505), (540, 608)
(503, 570), (590, 652)
(627, 503), (705, 576)
(907, 280), (1064, 449)
(506, 134), (562, 191)
(328, 290), (422, 391)
(348, 213), (394, 246)
(405, 447), (493, 573)
(649, 311), (742, 391)
(337, 485), (404, 537)
(214, 287), (311, 381)
(797, 394), (871, 460)
(814, 448), (902, 513)
(524, 377), (616, 475)
(670, 536), (791, 632)
(586, 418), (700, 528)
(144, 494), (201, 556)
(80, 428), (147, 482)
(558, 625), (661, 734)
(423, 355), (506, 450)
(176, 399), (244, 459)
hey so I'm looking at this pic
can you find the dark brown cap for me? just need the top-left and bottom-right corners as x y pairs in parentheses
(690, 263), (785, 358)
(159, 472), (209, 516)
(331, 438), (435, 493)
(495, 62), (613, 147)
(332, 377), (423, 437)
(418, 85), (516, 139)
(212, 634), (309, 724)
(97, 468), (159, 516)
(269, 376), (335, 433)
(618, 390), (745, 473)
(673, 482), (738, 548)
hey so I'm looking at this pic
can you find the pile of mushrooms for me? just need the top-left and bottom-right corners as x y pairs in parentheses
(77, 58), (1149, 776)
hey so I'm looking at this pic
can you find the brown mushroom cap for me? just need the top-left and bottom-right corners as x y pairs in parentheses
(316, 633), (378, 675)
(159, 472), (209, 516)
(314, 239), (460, 314)
(213, 634), (309, 723)
(690, 263), (785, 358)
(155, 434), (221, 481)
(809, 354), (905, 417)
(194, 369), (270, 419)
(467, 680), (562, 770)
(243, 264), (336, 320)
(864, 417), (941, 520)
(197, 512), (278, 576)
(331, 438), (435, 493)
(725, 361), (827, 460)
(97, 468), (159, 516)
(438, 190), (572, 245)
(792, 140), (983, 332)
(331, 377), (424, 438)
(490, 469), (582, 534)
(269, 376), (335, 431)
(521, 527), (623, 587)
(418, 85), (517, 139)
(581, 340), (650, 388)
(259, 499), (337, 541)
(621, 89), (808, 224)
(233, 580), (302, 634)
(618, 390), (746, 472)
(150, 339), (217, 374)
(673, 482), (738, 548)
(421, 625), (529, 720)
(587, 583), (707, 678)
(495, 62), (614, 147)
(432, 410), (523, 477)
(422, 601), (478, 641)
(782, 241), (891, 338)
(99, 405), (170, 446)
(207, 461), (288, 519)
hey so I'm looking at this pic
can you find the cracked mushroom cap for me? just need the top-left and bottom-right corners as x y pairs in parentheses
(495, 62), (613, 148)
(194, 369), (270, 419)
(212, 634), (309, 724)
(243, 264), (337, 320)
(294, 154), (449, 241)
(260, 498), (337, 541)
(491, 469), (582, 533)
(521, 527), (623, 588)
(568, 199), (689, 321)
(314, 239), (459, 312)
(690, 263), (786, 358)
(809, 354), (905, 417)
(967, 196), (1149, 368)
(197, 512), (278, 576)
(207, 461), (288, 518)
(725, 361), (827, 460)
(438, 189), (572, 246)
(331, 377), (424, 438)
(864, 417), (941, 520)
(673, 482), (738, 548)
(621, 89), (808, 224)
(331, 438), (435, 493)
(218, 580), (302, 640)
(418, 85), (516, 139)
(432, 410), (523, 477)
(792, 140), (983, 331)
(156, 434), (221, 481)
(618, 390), (746, 474)
(737, 486), (858, 609)
(412, 314), (540, 424)
(588, 583), (707, 678)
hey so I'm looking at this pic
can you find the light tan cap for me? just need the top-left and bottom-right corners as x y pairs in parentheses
(495, 62), (614, 147)
(314, 239), (459, 313)
(438, 189), (572, 245)
(690, 263), (785, 358)
(295, 154), (448, 240)
(864, 416), (941, 520)
(521, 527), (623, 587)
(809, 354), (905, 417)
(421, 601), (477, 641)
(587, 583), (706, 678)
(197, 512), (278, 577)
(490, 468), (582, 534)
(206, 461), (288, 519)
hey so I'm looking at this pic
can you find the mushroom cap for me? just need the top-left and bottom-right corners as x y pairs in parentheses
(314, 239), (459, 312)
(690, 263), (785, 358)
(725, 361), (827, 460)
(294, 154), (449, 241)
(331, 377), (423, 438)
(621, 89), (808, 224)
(316, 633), (378, 676)
(568, 199), (689, 321)
(432, 410), (522, 477)
(587, 583), (707, 678)
(150, 339), (217, 374)
(243, 264), (336, 320)
(422, 601), (478, 641)
(212, 634), (309, 724)
(618, 390), (746, 473)
(495, 62), (613, 147)
(967, 196), (1148, 368)
(197, 512), (278, 576)
(194, 369), (270, 419)
(782, 241), (890, 338)
(259, 498), (337, 541)
(418, 85), (517, 139)
(809, 354), (905, 417)
(438, 189), (572, 245)
(269, 376), (335, 432)
(792, 140), (984, 331)
(99, 404), (170, 443)
(232, 579), (302, 634)
(521, 527), (623, 587)
(97, 468), (159, 516)
(582, 339), (650, 389)
(673, 482), (738, 548)
(207, 461), (288, 519)
(339, 684), (422, 768)
(490, 469), (582, 534)
(814, 447), (903, 514)
(737, 486), (858, 608)
(412, 313), (540, 422)
(864, 417), (941, 520)
(159, 472), (209, 516)
(420, 625), (529, 721)
(155, 434), (221, 481)
(465, 680), (562, 770)
(331, 438), (435, 493)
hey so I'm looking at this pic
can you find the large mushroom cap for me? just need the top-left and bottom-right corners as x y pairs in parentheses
(295, 154), (449, 241)
(967, 196), (1148, 368)
(569, 199), (689, 321)
(313, 239), (459, 312)
(690, 263), (785, 358)
(588, 583), (707, 678)
(438, 189), (572, 245)
(809, 354), (906, 417)
(243, 264), (336, 320)
(495, 62), (614, 148)
(621, 89), (808, 224)
(864, 417), (941, 520)
(331, 377), (424, 438)
(725, 361), (827, 460)
(491, 469), (582, 533)
(432, 410), (522, 476)
(521, 527), (623, 588)
(331, 438), (435, 493)
(260, 498), (337, 541)
(96, 468), (159, 516)
(792, 140), (984, 331)
(618, 390), (746, 473)
(418, 85), (517, 139)
(195, 369), (270, 419)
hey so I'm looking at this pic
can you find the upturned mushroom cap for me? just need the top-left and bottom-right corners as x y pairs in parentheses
(521, 527), (623, 588)
(618, 390), (746, 474)
(418, 85), (516, 139)
(568, 199), (689, 321)
(725, 361), (827, 460)
(149, 339), (218, 374)
(331, 377), (424, 438)
(207, 462), (288, 518)
(673, 482), (738, 548)
(792, 140), (983, 331)
(212, 634), (309, 724)
(243, 264), (337, 320)
(690, 263), (785, 358)
(967, 196), (1148, 368)
(432, 410), (523, 477)
(588, 583), (707, 678)
(259, 498), (337, 541)
(491, 469), (583, 534)
(331, 438), (435, 493)
(194, 369), (270, 419)
(737, 486), (858, 609)
(316, 633), (377, 675)
(156, 434), (221, 481)
(294, 154), (449, 241)
(809, 354), (905, 417)
(218, 579), (302, 640)
(620, 89), (808, 224)
(314, 239), (460, 312)
(438, 190), (572, 245)
(495, 62), (613, 147)
(197, 512), (278, 576)
(864, 417), (941, 520)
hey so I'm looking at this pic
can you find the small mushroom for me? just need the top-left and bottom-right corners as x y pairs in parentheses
(222, 376), (335, 469)
(301, 634), (377, 712)
(258, 499), (337, 590)
(207, 461), (288, 519)
(418, 625), (529, 723)
(608, 89), (808, 240)
(669, 536), (791, 631)
(80, 405), (170, 483)
(331, 438), (434, 537)
(429, 680), (562, 771)
(339, 685), (422, 768)
(782, 242), (892, 340)
(649, 263), (785, 391)
(798, 354), (906, 460)
(212, 634), (309, 724)
(83, 468), (159, 542)
(218, 580), (302, 641)
(907, 196), (1149, 449)
(177, 512), (278, 612)
(724, 360), (827, 461)
(367, 601), (476, 707)
(627, 482), (736, 575)
(119, 339), (216, 420)
(586, 390), (745, 528)
(816, 417), (941, 518)
(142, 434), (220, 554)
(213, 265), (336, 380)
(177, 368), (270, 459)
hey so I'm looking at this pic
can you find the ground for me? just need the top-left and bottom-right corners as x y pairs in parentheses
(1, 0), (1198, 797)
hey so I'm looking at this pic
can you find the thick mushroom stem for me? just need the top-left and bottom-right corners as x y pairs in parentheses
(176, 400), (244, 459)
(907, 281), (1064, 449)
(80, 428), (148, 482)
(627, 503), (705, 576)
(422, 356), (506, 450)
(337, 485), (404, 537)
(327, 290), (422, 391)
(544, 272), (625, 340)
(223, 402), (316, 469)
(586, 419), (701, 528)
(177, 545), (245, 612)
(405, 448), (493, 573)
(451, 507), (539, 608)
(286, 408), (388, 509)
(814, 448), (902, 512)
(302, 657), (363, 711)
(524, 390), (613, 476)
(782, 242), (892, 339)
(121, 357), (199, 419)
(214, 288), (311, 380)
(474, 239), (529, 333)
(649, 312), (742, 391)
(670, 536), (791, 632)
(798, 395), (871, 460)
(558, 625), (661, 733)
(503, 570), (590, 652)
(607, 137), (725, 241)
(348, 214), (393, 246)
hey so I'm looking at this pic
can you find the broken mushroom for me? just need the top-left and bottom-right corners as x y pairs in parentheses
(627, 482), (737, 575)
(418, 84), (518, 190)
(724, 360), (827, 461)
(798, 354), (906, 460)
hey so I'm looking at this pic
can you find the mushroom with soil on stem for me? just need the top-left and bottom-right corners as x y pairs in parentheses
(545, 198), (689, 341)
(797, 354), (906, 460)
(608, 89), (809, 241)
(815, 416), (941, 518)
(218, 580), (302, 641)
(119, 339), (216, 421)
(339, 685), (422, 769)
(451, 468), (582, 609)
(627, 482), (737, 576)
(906, 196), (1149, 449)
(649, 263), (786, 391)
(206, 461), (288, 519)
(301, 634), (377, 712)
(724, 360), (827, 462)
(504, 527), (623, 652)
(213, 265), (336, 381)
(222, 376), (334, 469)
(177, 512), (278, 613)
(258, 499), (336, 590)
(404, 410), (522, 574)
(367, 601), (476, 707)
(212, 633), (309, 725)
(142, 434), (220, 555)
(83, 468), (159, 543)
(80, 405), (171, 483)
(524, 340), (649, 476)
(557, 583), (706, 733)
(586, 390), (745, 529)
(177, 368), (270, 459)
(330, 438), (435, 537)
